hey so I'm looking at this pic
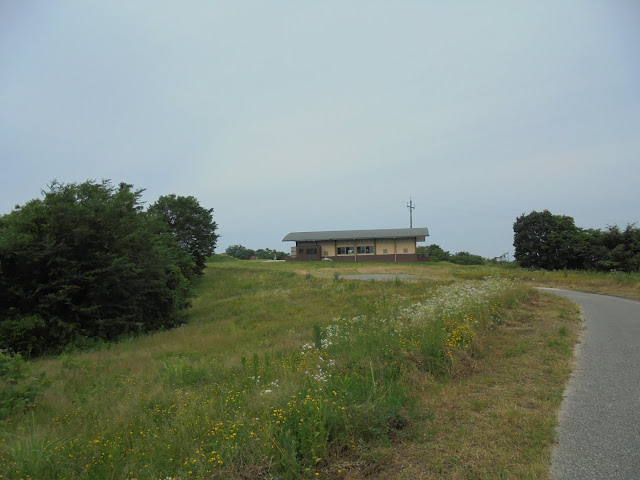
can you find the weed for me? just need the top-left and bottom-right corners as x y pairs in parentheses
(0, 352), (47, 419)
(159, 356), (210, 387)
(312, 322), (323, 350)
(504, 342), (528, 358)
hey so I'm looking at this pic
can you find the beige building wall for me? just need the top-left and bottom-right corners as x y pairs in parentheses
(396, 238), (416, 254)
(375, 239), (392, 255)
(374, 238), (416, 255)
(320, 242), (336, 257)
(301, 238), (417, 258)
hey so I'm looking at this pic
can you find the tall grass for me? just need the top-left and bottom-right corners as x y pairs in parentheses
(452, 264), (640, 299)
(0, 262), (556, 479)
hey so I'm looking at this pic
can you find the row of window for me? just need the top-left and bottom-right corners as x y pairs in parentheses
(299, 247), (410, 256)
(337, 246), (375, 255)
(336, 246), (384, 255)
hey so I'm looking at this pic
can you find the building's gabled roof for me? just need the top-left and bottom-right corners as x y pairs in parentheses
(283, 227), (429, 242)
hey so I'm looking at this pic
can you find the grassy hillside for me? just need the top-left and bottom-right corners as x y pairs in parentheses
(3, 257), (634, 479)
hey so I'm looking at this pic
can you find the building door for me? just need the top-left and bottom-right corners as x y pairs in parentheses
(304, 246), (320, 261)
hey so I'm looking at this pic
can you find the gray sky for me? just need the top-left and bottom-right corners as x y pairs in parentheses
(2, 1), (639, 259)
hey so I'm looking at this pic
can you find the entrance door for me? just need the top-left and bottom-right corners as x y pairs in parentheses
(304, 247), (320, 261)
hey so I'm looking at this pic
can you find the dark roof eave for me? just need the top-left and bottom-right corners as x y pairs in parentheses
(282, 227), (429, 242)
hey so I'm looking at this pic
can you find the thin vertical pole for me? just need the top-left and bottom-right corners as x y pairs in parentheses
(407, 197), (415, 228)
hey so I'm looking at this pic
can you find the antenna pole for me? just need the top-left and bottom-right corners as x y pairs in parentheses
(406, 197), (415, 228)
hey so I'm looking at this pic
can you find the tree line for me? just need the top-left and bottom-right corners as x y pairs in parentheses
(418, 245), (486, 265)
(225, 245), (288, 260)
(0, 180), (218, 356)
(513, 210), (640, 271)
(226, 244), (486, 264)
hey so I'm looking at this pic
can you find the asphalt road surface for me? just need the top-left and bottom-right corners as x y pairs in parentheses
(539, 288), (640, 479)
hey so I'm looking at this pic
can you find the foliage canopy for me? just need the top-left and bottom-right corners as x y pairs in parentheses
(0, 180), (212, 355)
(420, 244), (485, 265)
(149, 194), (218, 276)
(513, 210), (640, 271)
(225, 244), (287, 260)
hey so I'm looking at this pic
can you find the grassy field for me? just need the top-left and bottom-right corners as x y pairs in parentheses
(1, 257), (637, 479)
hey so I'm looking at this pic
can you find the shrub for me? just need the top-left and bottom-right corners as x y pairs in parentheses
(0, 351), (46, 419)
(0, 181), (194, 355)
(0, 315), (47, 356)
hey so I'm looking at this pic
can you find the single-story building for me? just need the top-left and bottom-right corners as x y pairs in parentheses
(283, 227), (429, 262)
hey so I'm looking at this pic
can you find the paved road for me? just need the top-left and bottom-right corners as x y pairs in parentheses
(540, 288), (640, 479)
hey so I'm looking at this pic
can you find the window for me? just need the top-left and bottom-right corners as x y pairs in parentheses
(306, 248), (318, 254)
(403, 248), (408, 253)
(299, 248), (304, 254)
(337, 246), (354, 255)
(356, 246), (374, 254)
(383, 249), (388, 254)
(323, 251), (329, 256)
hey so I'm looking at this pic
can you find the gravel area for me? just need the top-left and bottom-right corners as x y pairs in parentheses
(338, 274), (416, 282)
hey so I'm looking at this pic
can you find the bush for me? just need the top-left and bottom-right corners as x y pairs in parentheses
(0, 180), (194, 355)
(449, 251), (485, 265)
(0, 315), (47, 356)
(0, 351), (46, 419)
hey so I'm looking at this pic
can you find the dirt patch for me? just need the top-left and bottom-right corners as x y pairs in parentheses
(339, 274), (417, 282)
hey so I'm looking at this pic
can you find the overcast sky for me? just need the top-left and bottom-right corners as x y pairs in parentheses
(1, 1), (639, 258)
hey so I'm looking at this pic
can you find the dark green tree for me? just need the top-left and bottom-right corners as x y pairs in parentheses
(595, 224), (640, 272)
(424, 244), (451, 262)
(148, 194), (218, 276)
(513, 210), (586, 269)
(450, 251), (485, 265)
(225, 244), (256, 260)
(0, 180), (193, 355)
(514, 211), (640, 272)
(255, 248), (287, 260)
